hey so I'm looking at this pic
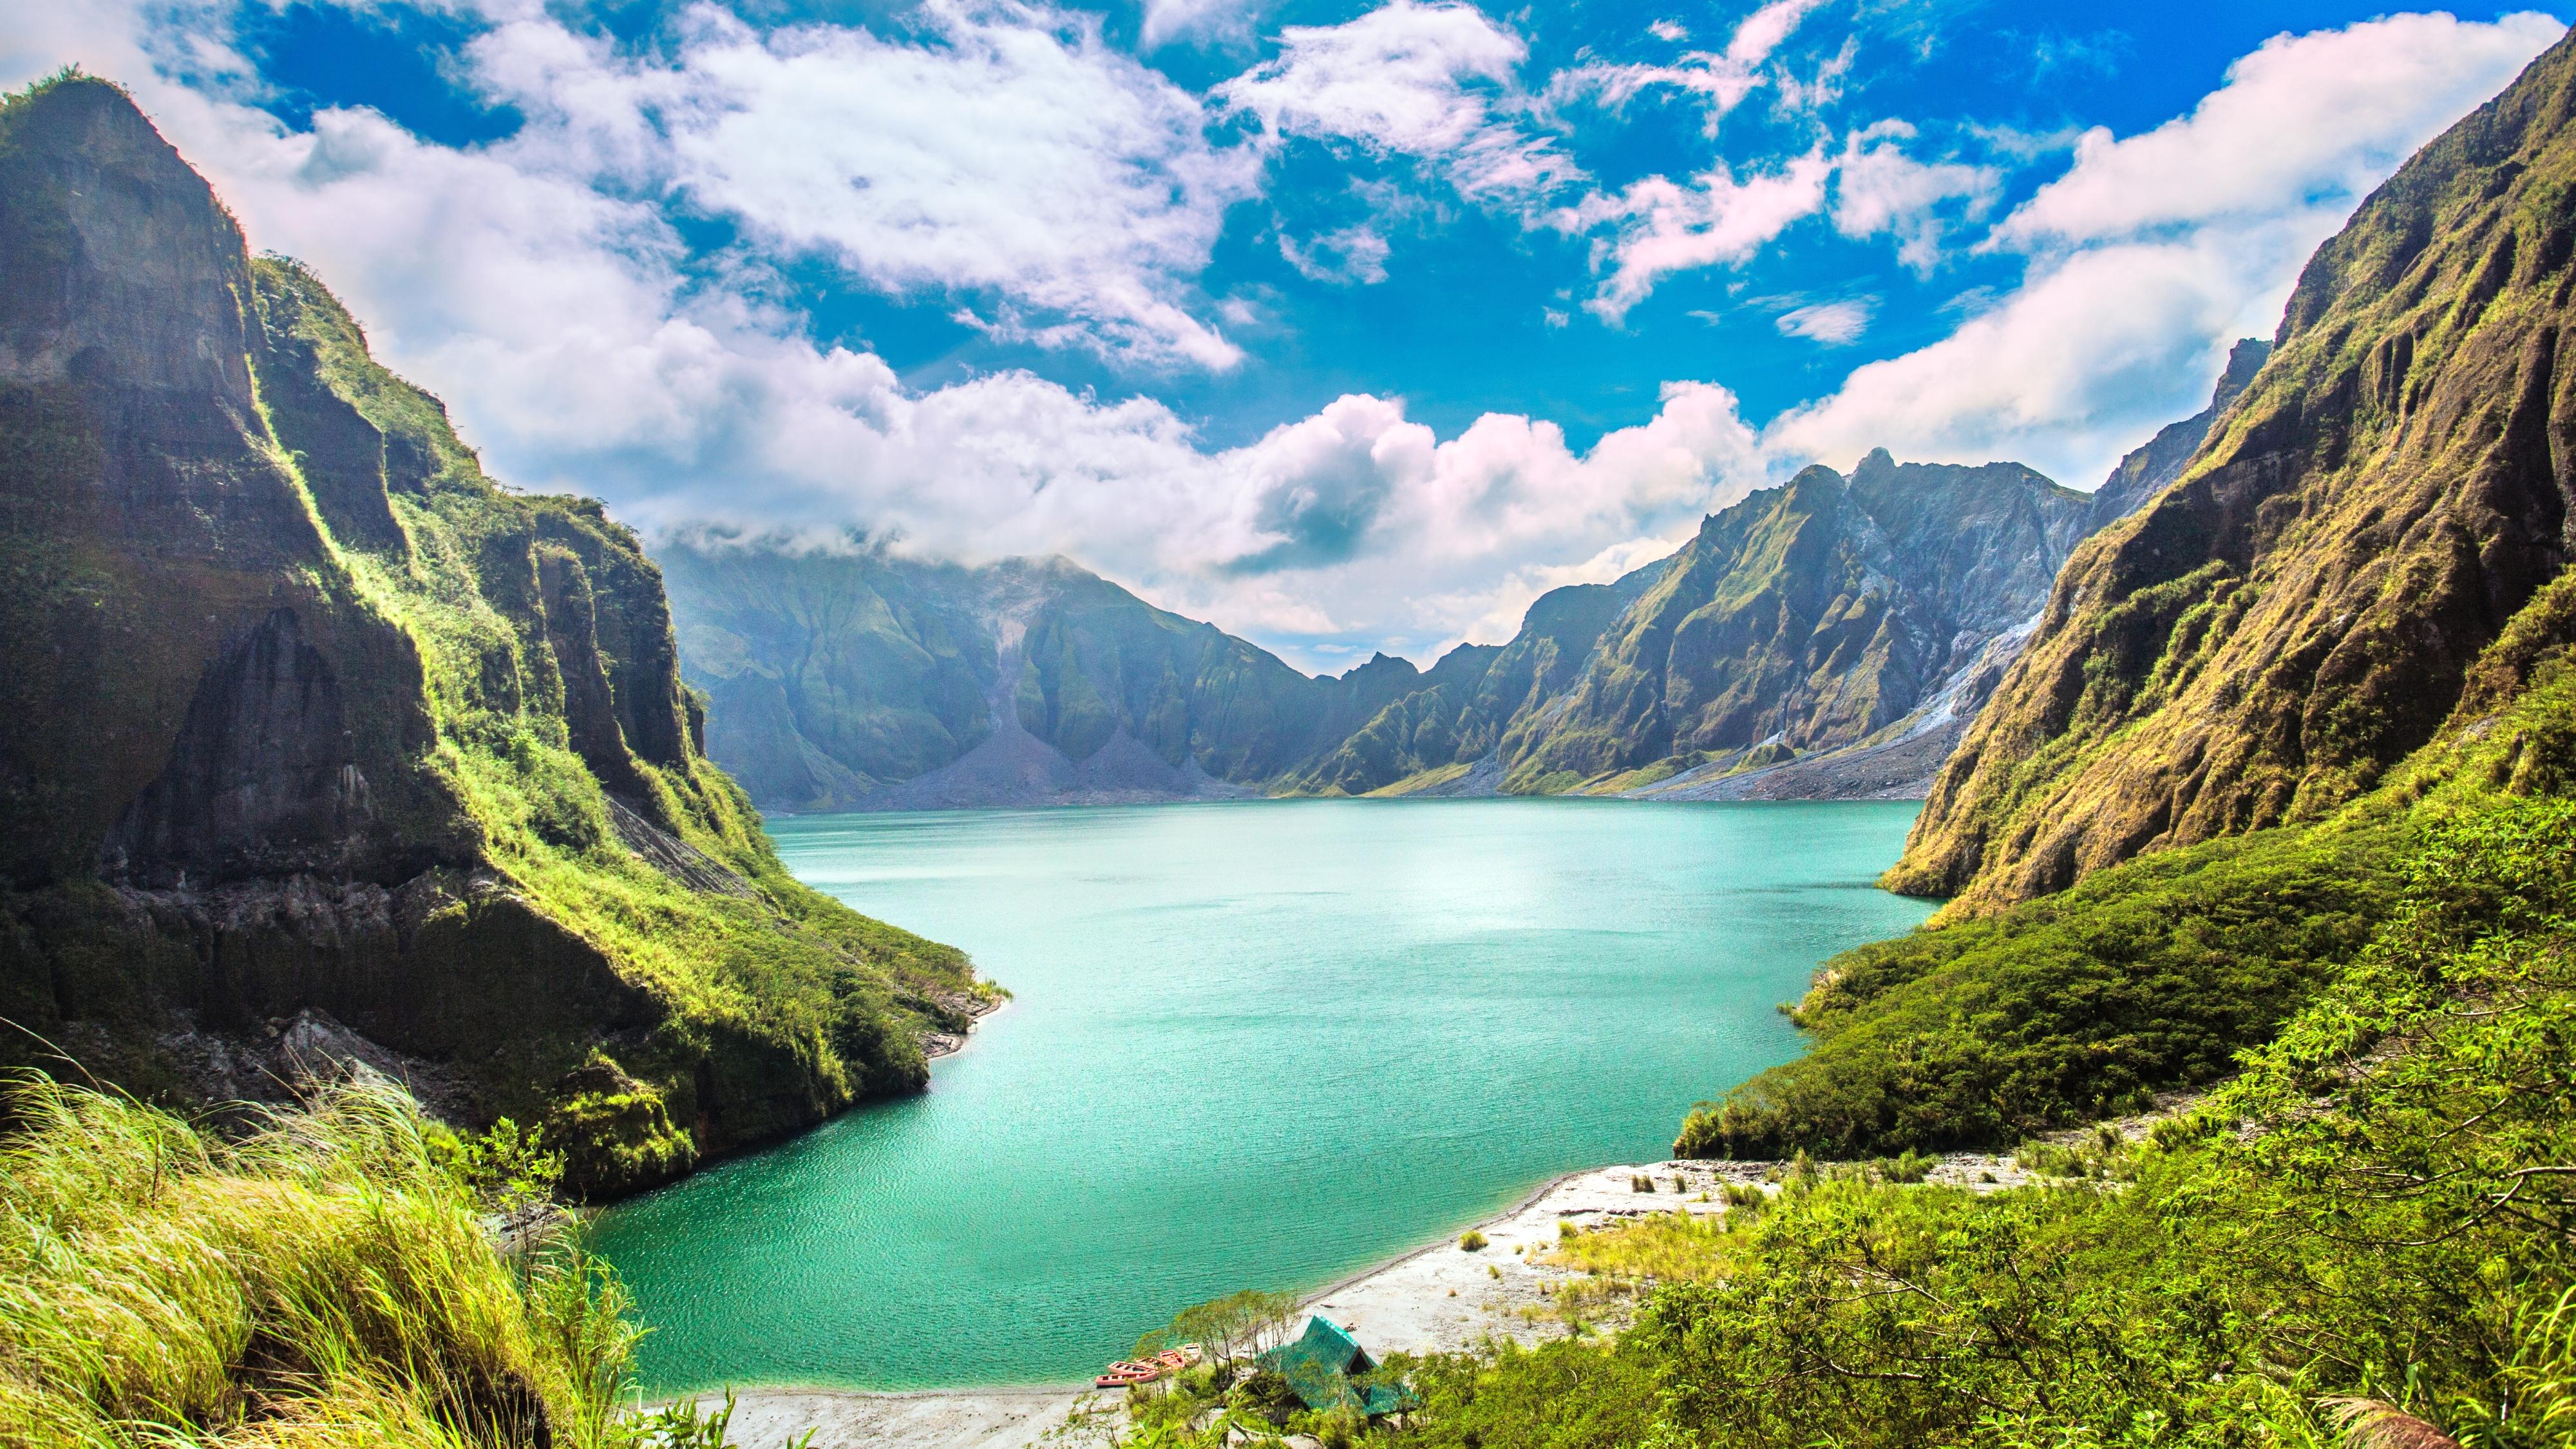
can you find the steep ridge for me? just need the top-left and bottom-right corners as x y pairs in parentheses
(664, 530), (1675, 807)
(668, 381), (2265, 812)
(0, 76), (985, 1197)
(2087, 337), (2272, 529)
(1498, 457), (2095, 795)
(662, 542), (1400, 808)
(1891, 28), (2576, 911)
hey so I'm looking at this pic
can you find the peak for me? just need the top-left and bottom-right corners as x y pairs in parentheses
(5, 71), (162, 150)
(2214, 337), (2273, 409)
(1854, 447), (1897, 475)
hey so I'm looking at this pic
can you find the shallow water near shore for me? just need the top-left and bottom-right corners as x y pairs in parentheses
(593, 798), (1932, 1392)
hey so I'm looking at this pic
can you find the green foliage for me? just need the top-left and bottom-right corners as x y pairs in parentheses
(432, 1115), (565, 1213)
(1137, 1289), (1300, 1367)
(1459, 1229), (1488, 1251)
(1397, 794), (2576, 1448)
(1678, 821), (2400, 1159)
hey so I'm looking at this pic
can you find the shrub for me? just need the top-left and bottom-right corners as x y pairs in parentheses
(0, 1070), (643, 1449)
(1459, 1229), (1488, 1252)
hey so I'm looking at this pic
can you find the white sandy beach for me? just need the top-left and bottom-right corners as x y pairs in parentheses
(701, 1149), (2039, 1448)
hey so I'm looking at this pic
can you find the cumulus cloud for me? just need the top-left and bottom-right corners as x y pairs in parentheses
(1830, 120), (2000, 272)
(1214, 0), (1579, 200)
(1140, 0), (1256, 48)
(1998, 13), (2564, 248)
(1772, 11), (2564, 486)
(453, 1), (1265, 370)
(5, 0), (1778, 665)
(7, 0), (2564, 669)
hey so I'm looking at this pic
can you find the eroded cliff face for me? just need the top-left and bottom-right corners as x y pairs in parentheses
(1495, 458), (2094, 793)
(0, 77), (980, 1196)
(1889, 28), (2576, 911)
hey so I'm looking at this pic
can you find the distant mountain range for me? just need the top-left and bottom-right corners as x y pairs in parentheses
(661, 346), (2266, 812)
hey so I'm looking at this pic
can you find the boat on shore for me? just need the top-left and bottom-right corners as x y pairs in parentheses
(1093, 1344), (1202, 1389)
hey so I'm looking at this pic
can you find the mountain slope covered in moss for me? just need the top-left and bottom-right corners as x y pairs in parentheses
(0, 75), (985, 1198)
(1890, 27), (2576, 913)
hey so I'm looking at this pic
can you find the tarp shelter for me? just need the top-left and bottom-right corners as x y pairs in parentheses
(1258, 1317), (1408, 1417)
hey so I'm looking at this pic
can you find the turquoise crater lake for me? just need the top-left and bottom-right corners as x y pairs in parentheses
(593, 799), (1933, 1392)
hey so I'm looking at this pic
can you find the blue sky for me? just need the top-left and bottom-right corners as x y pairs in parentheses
(5, 0), (2567, 668)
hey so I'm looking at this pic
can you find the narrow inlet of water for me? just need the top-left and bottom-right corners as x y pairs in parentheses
(592, 799), (1934, 1392)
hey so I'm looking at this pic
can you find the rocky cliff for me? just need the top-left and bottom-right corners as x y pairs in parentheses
(663, 532), (1675, 807)
(669, 404), (2259, 811)
(2087, 339), (2273, 530)
(0, 75), (985, 1197)
(1491, 455), (2094, 797)
(1889, 28), (2576, 911)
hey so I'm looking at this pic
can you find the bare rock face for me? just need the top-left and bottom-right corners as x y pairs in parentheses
(1495, 457), (2094, 793)
(1891, 28), (2576, 911)
(2087, 339), (2273, 531)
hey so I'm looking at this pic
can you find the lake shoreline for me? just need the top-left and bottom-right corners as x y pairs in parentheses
(694, 1159), (1730, 1447)
(698, 1142), (2056, 1446)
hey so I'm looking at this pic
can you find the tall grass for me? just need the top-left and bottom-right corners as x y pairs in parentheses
(0, 1071), (646, 1448)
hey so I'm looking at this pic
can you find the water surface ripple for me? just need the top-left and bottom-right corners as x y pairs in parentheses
(594, 799), (1933, 1391)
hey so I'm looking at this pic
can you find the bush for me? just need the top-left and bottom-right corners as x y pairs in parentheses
(1459, 1229), (1488, 1251)
(1390, 797), (2576, 1449)
(1677, 824), (2400, 1159)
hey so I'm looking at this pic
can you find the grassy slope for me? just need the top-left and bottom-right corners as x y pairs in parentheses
(1397, 784), (2576, 1448)
(0, 75), (983, 1199)
(0, 1072), (651, 1448)
(1677, 560), (2576, 1164)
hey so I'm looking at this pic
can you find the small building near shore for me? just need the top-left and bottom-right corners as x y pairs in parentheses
(1258, 1317), (1406, 1417)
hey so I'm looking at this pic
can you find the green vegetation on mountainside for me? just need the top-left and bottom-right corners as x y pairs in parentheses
(0, 73), (981, 1198)
(1308, 33), (2576, 1448)
(665, 442), (2117, 809)
(1893, 23), (2576, 911)
(1504, 454), (2090, 794)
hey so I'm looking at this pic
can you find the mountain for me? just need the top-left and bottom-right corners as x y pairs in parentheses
(0, 75), (986, 1198)
(1481, 454), (2087, 797)
(1889, 28), (2576, 912)
(2087, 337), (2272, 529)
(667, 412), (2259, 812)
(661, 542), (1425, 809)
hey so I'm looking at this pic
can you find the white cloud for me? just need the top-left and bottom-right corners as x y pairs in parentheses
(2000, 12), (2566, 249)
(1141, 0), (1256, 48)
(453, 1), (1265, 370)
(1279, 223), (1392, 284)
(1830, 120), (1999, 271)
(1214, 0), (1580, 200)
(8, 0), (2564, 669)
(1564, 0), (1826, 128)
(1772, 12), (2565, 485)
(1776, 298), (1871, 344)
(3, 0), (1780, 666)
(1564, 153), (1833, 322)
